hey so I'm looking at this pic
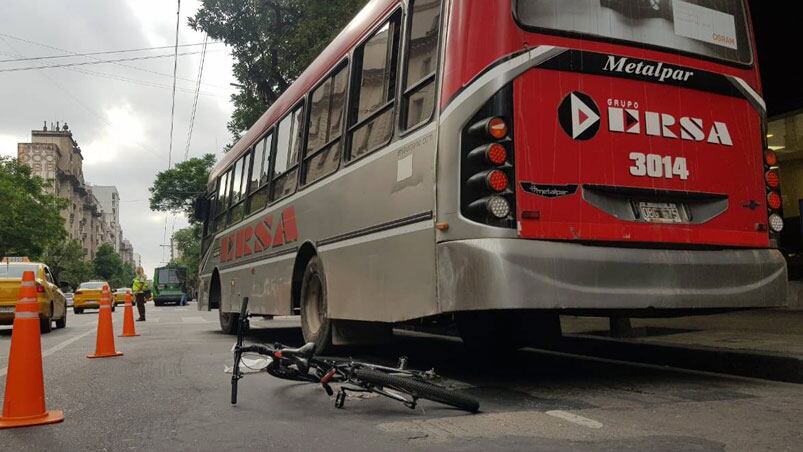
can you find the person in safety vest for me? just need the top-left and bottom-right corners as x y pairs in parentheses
(132, 266), (150, 321)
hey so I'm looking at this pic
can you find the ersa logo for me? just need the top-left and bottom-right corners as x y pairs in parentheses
(219, 207), (298, 263)
(557, 91), (733, 146)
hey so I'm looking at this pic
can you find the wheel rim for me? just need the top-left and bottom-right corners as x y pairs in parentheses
(303, 274), (324, 338)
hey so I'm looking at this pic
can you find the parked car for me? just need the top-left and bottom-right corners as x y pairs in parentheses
(64, 292), (74, 307)
(73, 280), (113, 314)
(0, 257), (68, 333)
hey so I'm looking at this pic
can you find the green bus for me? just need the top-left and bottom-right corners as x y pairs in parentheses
(153, 265), (189, 306)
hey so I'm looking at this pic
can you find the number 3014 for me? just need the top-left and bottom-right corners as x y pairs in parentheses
(629, 153), (690, 180)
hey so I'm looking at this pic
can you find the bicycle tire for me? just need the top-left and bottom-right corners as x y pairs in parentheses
(352, 368), (479, 413)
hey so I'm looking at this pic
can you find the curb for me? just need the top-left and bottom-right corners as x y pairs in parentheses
(553, 334), (803, 384)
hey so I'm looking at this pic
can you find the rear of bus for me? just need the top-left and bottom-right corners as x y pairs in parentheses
(435, 0), (787, 314)
(153, 266), (188, 306)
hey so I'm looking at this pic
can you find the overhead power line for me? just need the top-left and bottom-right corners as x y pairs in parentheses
(0, 41), (220, 63)
(167, 0), (182, 170)
(184, 36), (209, 161)
(0, 31), (228, 89)
(0, 50), (208, 73)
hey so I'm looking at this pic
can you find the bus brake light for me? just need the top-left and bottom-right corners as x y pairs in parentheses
(765, 170), (780, 189)
(764, 149), (778, 167)
(767, 192), (782, 210)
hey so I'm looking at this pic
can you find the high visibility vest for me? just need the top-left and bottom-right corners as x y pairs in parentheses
(133, 276), (149, 293)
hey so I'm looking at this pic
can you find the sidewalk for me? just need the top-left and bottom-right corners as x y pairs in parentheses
(561, 309), (803, 361)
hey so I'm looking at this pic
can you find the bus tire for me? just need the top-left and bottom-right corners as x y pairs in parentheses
(300, 256), (333, 354)
(219, 309), (239, 335)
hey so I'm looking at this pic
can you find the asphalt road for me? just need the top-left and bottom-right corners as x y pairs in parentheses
(1, 305), (801, 451)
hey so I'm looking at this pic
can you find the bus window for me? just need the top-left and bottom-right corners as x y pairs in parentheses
(515, 0), (751, 64)
(401, 0), (442, 131)
(303, 63), (349, 185)
(347, 14), (401, 161)
(248, 132), (273, 214)
(230, 151), (251, 224)
(215, 169), (230, 232)
(227, 156), (245, 225)
(271, 105), (304, 202)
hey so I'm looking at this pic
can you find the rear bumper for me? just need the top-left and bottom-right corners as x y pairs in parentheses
(74, 300), (100, 309)
(0, 300), (48, 324)
(437, 239), (788, 312)
(155, 294), (184, 302)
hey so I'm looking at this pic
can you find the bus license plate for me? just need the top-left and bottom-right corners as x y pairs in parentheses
(638, 202), (683, 224)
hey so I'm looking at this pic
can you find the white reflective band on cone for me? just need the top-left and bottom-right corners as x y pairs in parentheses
(18, 297), (37, 303)
(15, 312), (39, 319)
(100, 305), (111, 310)
(20, 281), (35, 287)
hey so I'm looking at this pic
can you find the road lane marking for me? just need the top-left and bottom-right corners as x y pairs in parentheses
(545, 410), (603, 429)
(0, 327), (95, 378)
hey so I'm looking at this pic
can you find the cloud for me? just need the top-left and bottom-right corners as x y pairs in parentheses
(0, 0), (238, 275)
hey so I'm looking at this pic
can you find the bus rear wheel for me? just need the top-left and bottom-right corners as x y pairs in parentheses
(300, 256), (333, 354)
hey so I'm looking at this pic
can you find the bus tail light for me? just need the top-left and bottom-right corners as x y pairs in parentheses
(468, 143), (507, 166)
(460, 86), (516, 227)
(768, 213), (784, 233)
(765, 170), (780, 189)
(468, 169), (509, 193)
(764, 149), (778, 167)
(767, 191), (782, 210)
(469, 196), (511, 219)
(469, 117), (508, 140)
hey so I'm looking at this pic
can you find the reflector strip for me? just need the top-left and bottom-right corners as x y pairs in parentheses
(20, 281), (35, 287)
(14, 312), (39, 319)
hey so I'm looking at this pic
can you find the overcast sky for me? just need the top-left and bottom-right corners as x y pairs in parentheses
(0, 0), (238, 276)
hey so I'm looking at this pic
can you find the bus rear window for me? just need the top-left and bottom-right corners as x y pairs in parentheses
(515, 0), (752, 64)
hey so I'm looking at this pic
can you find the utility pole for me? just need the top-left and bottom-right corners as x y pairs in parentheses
(159, 237), (175, 263)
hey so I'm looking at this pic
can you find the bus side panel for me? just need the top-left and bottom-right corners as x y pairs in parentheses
(317, 127), (439, 323)
(249, 255), (295, 316)
(217, 266), (253, 315)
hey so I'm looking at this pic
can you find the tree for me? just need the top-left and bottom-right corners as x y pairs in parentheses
(92, 243), (132, 289)
(149, 154), (216, 221)
(190, 0), (368, 137)
(41, 239), (93, 290)
(173, 225), (201, 292)
(0, 156), (66, 259)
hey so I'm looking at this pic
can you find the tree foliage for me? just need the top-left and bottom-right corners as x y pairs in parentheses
(190, 0), (368, 137)
(93, 243), (134, 289)
(149, 154), (216, 221)
(41, 239), (93, 290)
(0, 156), (66, 260)
(173, 224), (201, 292)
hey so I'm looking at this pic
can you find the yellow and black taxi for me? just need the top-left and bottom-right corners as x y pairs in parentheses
(73, 280), (113, 314)
(0, 257), (68, 333)
(113, 287), (132, 307)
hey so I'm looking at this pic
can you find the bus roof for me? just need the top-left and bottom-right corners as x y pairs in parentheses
(210, 0), (399, 182)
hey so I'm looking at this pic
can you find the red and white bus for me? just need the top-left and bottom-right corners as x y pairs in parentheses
(195, 0), (787, 351)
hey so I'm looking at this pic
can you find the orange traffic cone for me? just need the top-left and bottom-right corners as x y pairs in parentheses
(119, 292), (139, 337)
(87, 285), (123, 359)
(0, 270), (64, 429)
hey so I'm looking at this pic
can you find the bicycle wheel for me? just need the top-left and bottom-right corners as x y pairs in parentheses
(352, 368), (479, 413)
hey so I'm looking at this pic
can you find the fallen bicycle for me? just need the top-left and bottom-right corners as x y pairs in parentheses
(230, 297), (479, 413)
